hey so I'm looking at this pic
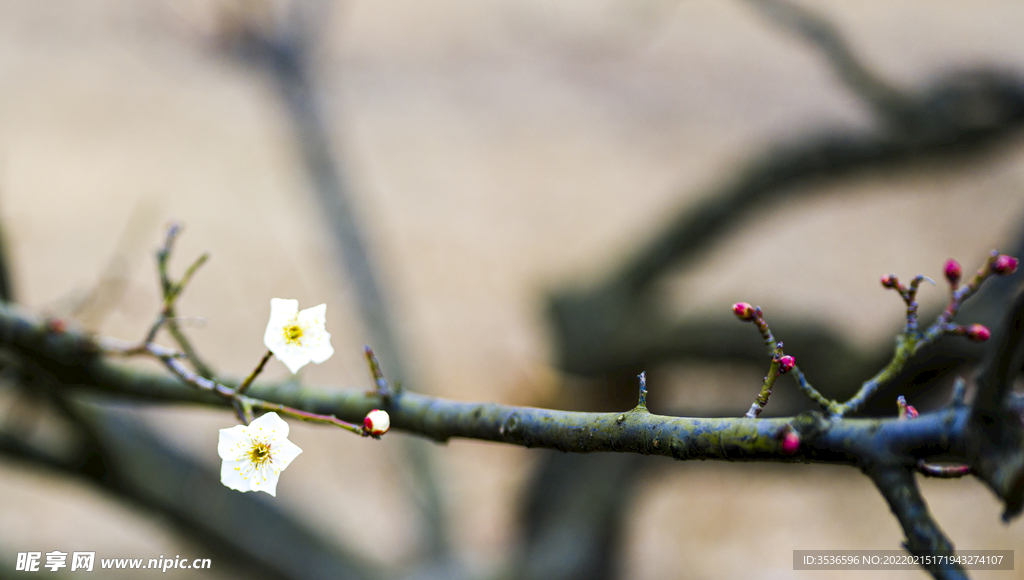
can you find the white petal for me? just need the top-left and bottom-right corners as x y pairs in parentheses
(296, 303), (327, 329)
(217, 425), (250, 460)
(268, 298), (299, 321)
(264, 333), (288, 353)
(220, 459), (252, 492)
(249, 465), (282, 496)
(277, 349), (311, 373)
(250, 411), (290, 438)
(264, 298), (299, 352)
(272, 438), (303, 469)
(306, 337), (334, 364)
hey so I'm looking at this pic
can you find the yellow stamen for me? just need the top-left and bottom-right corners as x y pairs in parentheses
(248, 440), (273, 469)
(284, 324), (303, 344)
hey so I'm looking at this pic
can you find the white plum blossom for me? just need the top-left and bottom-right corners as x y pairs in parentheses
(263, 298), (334, 373)
(218, 412), (302, 496)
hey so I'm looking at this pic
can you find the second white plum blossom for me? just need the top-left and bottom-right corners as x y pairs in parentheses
(264, 298), (334, 373)
(218, 412), (302, 496)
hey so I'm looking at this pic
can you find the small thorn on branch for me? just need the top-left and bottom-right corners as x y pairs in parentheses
(637, 371), (648, 409)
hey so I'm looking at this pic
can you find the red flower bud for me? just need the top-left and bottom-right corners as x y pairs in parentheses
(880, 274), (898, 288)
(993, 254), (1018, 275)
(363, 409), (390, 436)
(943, 259), (961, 286)
(732, 302), (755, 321)
(781, 431), (800, 454)
(966, 324), (990, 342)
(776, 355), (795, 374)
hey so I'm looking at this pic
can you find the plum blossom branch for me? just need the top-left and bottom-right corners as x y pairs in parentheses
(732, 302), (820, 416)
(104, 225), (385, 439)
(835, 253), (1016, 417)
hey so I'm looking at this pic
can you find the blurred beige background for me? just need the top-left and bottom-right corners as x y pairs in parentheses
(1, 0), (1024, 578)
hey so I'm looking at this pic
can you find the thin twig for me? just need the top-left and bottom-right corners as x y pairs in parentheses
(236, 349), (273, 395)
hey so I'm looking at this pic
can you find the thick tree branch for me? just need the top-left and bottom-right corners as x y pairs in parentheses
(868, 466), (966, 580)
(0, 303), (991, 467)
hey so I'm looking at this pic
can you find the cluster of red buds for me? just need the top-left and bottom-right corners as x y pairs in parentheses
(936, 253), (1016, 342)
(942, 253), (1017, 293)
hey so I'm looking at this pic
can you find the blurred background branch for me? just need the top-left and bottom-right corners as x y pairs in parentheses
(213, 0), (454, 571)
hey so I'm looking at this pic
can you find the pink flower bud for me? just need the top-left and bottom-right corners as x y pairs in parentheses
(363, 409), (390, 436)
(966, 324), (990, 342)
(777, 355), (795, 374)
(905, 405), (919, 419)
(732, 302), (755, 321)
(781, 431), (800, 454)
(46, 318), (67, 334)
(880, 274), (898, 288)
(943, 259), (961, 286)
(993, 254), (1018, 275)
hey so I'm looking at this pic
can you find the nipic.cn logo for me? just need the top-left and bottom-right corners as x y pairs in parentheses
(15, 552), (211, 572)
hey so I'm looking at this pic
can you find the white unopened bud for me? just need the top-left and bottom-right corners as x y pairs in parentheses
(363, 409), (390, 436)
